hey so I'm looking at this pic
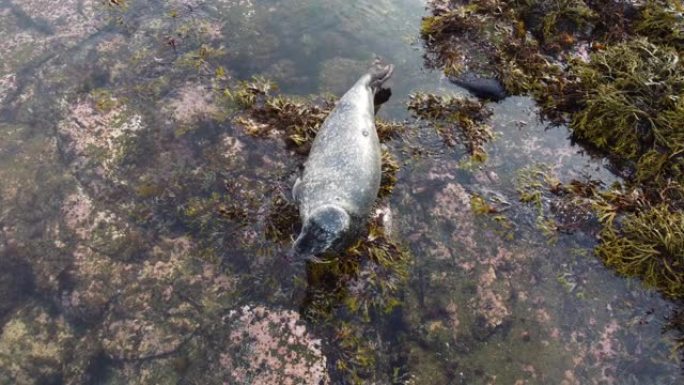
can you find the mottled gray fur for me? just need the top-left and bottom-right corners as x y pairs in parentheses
(290, 61), (393, 260)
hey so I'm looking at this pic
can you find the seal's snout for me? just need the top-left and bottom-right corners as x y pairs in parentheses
(291, 205), (350, 262)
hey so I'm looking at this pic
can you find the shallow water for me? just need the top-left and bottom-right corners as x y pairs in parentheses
(0, 0), (681, 384)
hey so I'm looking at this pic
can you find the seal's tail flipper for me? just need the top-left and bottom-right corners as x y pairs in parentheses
(368, 59), (394, 91)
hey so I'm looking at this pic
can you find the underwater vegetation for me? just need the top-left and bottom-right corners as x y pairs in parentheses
(408, 92), (493, 162)
(598, 203), (684, 299)
(301, 221), (411, 384)
(570, 39), (684, 186)
(214, 73), (411, 383)
(515, 163), (684, 297)
(221, 75), (402, 154)
(423, 0), (684, 344)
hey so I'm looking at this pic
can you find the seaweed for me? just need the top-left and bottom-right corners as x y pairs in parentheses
(514, 0), (598, 51)
(597, 204), (684, 298)
(379, 149), (400, 198)
(516, 168), (684, 299)
(420, 0), (570, 121)
(300, 222), (412, 384)
(420, 4), (491, 77)
(665, 306), (684, 363)
(633, 0), (684, 51)
(570, 39), (684, 186)
(419, 0), (684, 304)
(408, 92), (494, 162)
(222, 76), (401, 154)
(264, 194), (300, 243)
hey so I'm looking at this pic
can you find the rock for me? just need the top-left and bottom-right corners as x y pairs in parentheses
(319, 57), (368, 95)
(216, 305), (329, 385)
(0, 304), (75, 385)
(0, 252), (33, 320)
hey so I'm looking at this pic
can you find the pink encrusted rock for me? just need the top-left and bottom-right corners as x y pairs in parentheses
(432, 183), (471, 217)
(431, 182), (478, 254)
(221, 134), (245, 160)
(470, 265), (511, 330)
(562, 319), (626, 385)
(220, 305), (330, 385)
(0, 73), (16, 104)
(0, 0), (104, 73)
(163, 82), (219, 126)
(57, 97), (144, 182)
(62, 187), (94, 240)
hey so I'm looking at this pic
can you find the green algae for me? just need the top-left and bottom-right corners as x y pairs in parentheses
(515, 164), (552, 210)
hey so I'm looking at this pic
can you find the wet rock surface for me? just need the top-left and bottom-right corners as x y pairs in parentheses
(0, 0), (681, 384)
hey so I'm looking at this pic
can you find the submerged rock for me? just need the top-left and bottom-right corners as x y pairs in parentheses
(0, 304), (76, 385)
(0, 253), (33, 320)
(161, 82), (221, 133)
(57, 96), (145, 185)
(319, 57), (368, 95)
(216, 305), (329, 385)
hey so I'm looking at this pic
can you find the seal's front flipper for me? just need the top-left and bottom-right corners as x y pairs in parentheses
(373, 87), (392, 115)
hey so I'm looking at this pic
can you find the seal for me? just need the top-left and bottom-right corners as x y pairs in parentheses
(290, 61), (394, 261)
(450, 72), (507, 101)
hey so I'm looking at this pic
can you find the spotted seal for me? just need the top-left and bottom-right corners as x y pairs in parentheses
(290, 61), (394, 261)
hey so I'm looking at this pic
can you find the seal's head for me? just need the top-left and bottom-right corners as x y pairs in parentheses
(367, 60), (394, 93)
(290, 205), (351, 262)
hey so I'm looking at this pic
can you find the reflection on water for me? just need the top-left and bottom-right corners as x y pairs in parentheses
(0, 0), (681, 384)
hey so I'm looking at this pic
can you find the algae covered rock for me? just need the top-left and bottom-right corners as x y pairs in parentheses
(57, 94), (146, 185)
(0, 304), (75, 385)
